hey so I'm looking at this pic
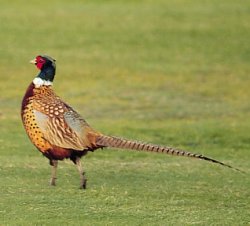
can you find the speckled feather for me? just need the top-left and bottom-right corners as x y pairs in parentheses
(21, 82), (101, 160)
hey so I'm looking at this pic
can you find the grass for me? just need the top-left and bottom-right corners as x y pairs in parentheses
(0, 0), (250, 225)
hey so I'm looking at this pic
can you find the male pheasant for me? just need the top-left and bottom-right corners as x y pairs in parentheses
(21, 55), (241, 189)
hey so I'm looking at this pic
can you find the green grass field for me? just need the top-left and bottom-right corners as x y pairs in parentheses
(0, 0), (250, 225)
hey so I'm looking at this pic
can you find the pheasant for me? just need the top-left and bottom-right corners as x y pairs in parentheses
(21, 55), (242, 189)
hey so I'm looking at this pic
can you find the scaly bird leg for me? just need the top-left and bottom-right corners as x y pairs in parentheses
(75, 157), (87, 189)
(50, 160), (58, 186)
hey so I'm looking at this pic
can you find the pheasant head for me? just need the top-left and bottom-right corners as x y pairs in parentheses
(30, 55), (56, 87)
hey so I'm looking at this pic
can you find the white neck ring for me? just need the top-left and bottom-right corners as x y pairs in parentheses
(33, 77), (53, 88)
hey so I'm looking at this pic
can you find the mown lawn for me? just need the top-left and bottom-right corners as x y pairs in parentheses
(0, 0), (250, 225)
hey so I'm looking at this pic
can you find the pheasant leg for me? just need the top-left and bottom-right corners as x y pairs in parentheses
(76, 157), (87, 189)
(50, 160), (58, 186)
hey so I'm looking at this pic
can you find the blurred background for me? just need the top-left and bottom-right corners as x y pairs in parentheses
(0, 0), (249, 225)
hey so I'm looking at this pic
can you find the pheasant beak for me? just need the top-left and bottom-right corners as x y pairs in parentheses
(30, 58), (37, 64)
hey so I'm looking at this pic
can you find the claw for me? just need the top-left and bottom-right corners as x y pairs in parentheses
(50, 177), (57, 186)
(80, 179), (87, 189)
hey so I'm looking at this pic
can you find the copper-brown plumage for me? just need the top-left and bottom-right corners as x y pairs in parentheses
(21, 55), (243, 189)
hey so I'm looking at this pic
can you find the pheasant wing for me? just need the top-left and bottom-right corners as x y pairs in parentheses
(33, 106), (94, 150)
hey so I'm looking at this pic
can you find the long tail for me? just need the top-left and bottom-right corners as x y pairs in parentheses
(95, 134), (244, 173)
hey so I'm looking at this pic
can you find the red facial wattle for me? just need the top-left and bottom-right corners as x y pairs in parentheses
(35, 56), (46, 70)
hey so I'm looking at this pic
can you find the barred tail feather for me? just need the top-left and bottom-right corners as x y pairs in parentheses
(95, 135), (244, 173)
